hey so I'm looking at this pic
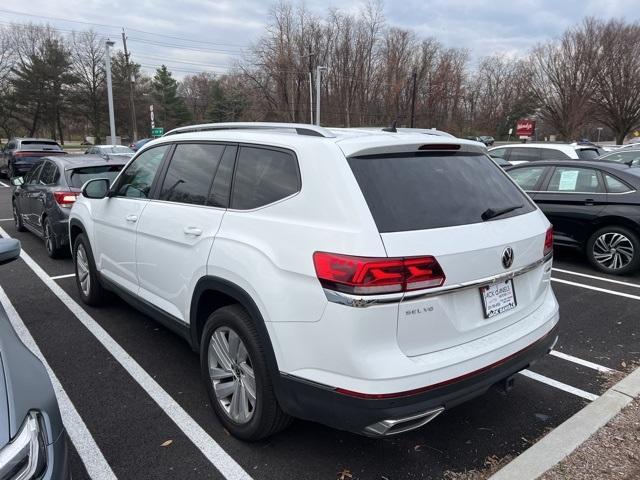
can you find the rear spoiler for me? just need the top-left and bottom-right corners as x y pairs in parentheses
(338, 139), (487, 158)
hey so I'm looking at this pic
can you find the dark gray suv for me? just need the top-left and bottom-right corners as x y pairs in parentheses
(1, 138), (66, 178)
(0, 238), (69, 479)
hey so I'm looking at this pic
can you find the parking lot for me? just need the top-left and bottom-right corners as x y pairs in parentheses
(0, 183), (638, 480)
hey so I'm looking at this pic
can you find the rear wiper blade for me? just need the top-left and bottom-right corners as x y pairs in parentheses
(481, 204), (523, 221)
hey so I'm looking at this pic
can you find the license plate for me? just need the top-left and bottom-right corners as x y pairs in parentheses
(480, 279), (517, 319)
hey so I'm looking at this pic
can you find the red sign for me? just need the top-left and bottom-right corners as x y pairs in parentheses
(516, 119), (536, 137)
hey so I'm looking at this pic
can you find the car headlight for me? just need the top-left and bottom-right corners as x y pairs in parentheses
(0, 411), (47, 480)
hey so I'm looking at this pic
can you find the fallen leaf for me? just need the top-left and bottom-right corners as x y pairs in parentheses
(160, 439), (173, 447)
(337, 468), (353, 480)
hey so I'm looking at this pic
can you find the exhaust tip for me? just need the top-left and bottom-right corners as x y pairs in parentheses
(364, 406), (444, 437)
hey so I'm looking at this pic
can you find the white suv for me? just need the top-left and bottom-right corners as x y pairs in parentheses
(69, 123), (559, 440)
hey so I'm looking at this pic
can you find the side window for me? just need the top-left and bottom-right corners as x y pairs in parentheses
(39, 161), (59, 185)
(547, 167), (602, 193)
(604, 174), (633, 193)
(113, 145), (168, 198)
(508, 166), (547, 191)
(209, 145), (237, 208)
(510, 147), (541, 162)
(231, 146), (300, 210)
(540, 148), (570, 160)
(159, 143), (225, 206)
(25, 163), (44, 185)
(489, 148), (508, 159)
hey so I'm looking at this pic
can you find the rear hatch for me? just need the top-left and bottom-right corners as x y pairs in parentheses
(347, 150), (551, 356)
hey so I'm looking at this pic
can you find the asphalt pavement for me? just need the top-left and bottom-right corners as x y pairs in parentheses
(0, 184), (637, 480)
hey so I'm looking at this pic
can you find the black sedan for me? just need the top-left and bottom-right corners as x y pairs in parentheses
(0, 239), (69, 479)
(507, 160), (640, 275)
(11, 155), (127, 258)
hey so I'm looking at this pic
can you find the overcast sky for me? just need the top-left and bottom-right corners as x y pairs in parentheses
(1, 0), (639, 77)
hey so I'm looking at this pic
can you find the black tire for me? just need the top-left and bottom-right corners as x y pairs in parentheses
(72, 233), (107, 305)
(12, 201), (25, 232)
(200, 304), (291, 441)
(586, 226), (640, 275)
(44, 218), (63, 258)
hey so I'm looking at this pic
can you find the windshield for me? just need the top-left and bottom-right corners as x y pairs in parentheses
(602, 150), (640, 165)
(347, 152), (535, 233)
(100, 146), (134, 154)
(21, 141), (62, 150)
(576, 148), (600, 160)
(67, 165), (124, 188)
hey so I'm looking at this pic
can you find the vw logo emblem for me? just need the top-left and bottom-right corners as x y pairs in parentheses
(502, 247), (514, 269)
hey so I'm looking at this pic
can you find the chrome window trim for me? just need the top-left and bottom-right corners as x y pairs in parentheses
(525, 189), (636, 195)
(323, 253), (553, 307)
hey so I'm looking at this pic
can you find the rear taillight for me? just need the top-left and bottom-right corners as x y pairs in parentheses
(54, 191), (79, 207)
(313, 252), (445, 295)
(544, 226), (553, 257)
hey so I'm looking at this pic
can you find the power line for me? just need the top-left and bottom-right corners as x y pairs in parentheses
(0, 7), (251, 49)
(127, 37), (245, 55)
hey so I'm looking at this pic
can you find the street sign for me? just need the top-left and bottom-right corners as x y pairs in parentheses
(151, 127), (164, 137)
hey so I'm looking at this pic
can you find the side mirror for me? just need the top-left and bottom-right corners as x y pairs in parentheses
(82, 178), (110, 199)
(10, 176), (24, 187)
(0, 238), (20, 265)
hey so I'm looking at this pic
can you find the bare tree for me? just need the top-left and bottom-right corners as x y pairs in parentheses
(529, 18), (601, 141)
(592, 19), (640, 144)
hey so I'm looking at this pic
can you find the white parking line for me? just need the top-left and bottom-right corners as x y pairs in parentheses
(519, 370), (599, 402)
(0, 226), (253, 480)
(50, 273), (76, 280)
(0, 286), (117, 480)
(0, 218), (14, 221)
(550, 350), (615, 374)
(552, 267), (640, 289)
(0, 181), (9, 187)
(551, 277), (640, 301)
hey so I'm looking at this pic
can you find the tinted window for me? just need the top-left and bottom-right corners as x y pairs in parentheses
(508, 166), (547, 191)
(209, 146), (236, 208)
(21, 141), (62, 151)
(159, 144), (225, 205)
(25, 163), (44, 184)
(489, 148), (508, 159)
(347, 153), (535, 232)
(576, 148), (599, 160)
(68, 165), (125, 188)
(604, 174), (632, 193)
(39, 161), (59, 185)
(547, 167), (601, 193)
(509, 147), (541, 162)
(540, 148), (570, 160)
(231, 147), (300, 210)
(113, 145), (168, 198)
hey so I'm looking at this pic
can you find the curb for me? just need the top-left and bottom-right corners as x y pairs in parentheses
(489, 365), (640, 480)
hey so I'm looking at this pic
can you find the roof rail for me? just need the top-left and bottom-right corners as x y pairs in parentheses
(163, 122), (336, 138)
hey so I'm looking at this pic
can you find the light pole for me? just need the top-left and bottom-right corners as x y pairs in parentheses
(105, 39), (117, 144)
(597, 127), (603, 143)
(315, 66), (326, 126)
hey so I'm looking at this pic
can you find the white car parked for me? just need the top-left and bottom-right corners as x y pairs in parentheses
(489, 143), (600, 164)
(69, 123), (559, 440)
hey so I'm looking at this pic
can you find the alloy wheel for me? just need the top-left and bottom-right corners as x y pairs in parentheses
(208, 326), (256, 423)
(45, 223), (54, 254)
(592, 232), (634, 270)
(76, 244), (91, 296)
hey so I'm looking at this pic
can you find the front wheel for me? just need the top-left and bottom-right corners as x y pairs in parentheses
(200, 305), (291, 441)
(586, 226), (640, 275)
(73, 233), (107, 305)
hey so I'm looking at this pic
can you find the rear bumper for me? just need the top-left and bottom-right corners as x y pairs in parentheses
(277, 324), (558, 436)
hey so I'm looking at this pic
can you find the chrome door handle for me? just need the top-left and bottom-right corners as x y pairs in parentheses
(183, 226), (202, 236)
(125, 214), (138, 223)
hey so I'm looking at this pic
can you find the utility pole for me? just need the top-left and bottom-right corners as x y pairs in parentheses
(105, 39), (116, 145)
(307, 46), (314, 125)
(410, 71), (417, 128)
(122, 29), (138, 142)
(315, 66), (326, 126)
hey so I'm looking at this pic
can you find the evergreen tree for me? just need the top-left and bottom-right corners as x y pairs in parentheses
(151, 65), (190, 130)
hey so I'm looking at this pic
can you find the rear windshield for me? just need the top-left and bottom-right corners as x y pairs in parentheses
(100, 146), (133, 154)
(15, 156), (46, 164)
(21, 141), (62, 150)
(576, 148), (599, 160)
(347, 152), (535, 233)
(67, 165), (124, 188)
